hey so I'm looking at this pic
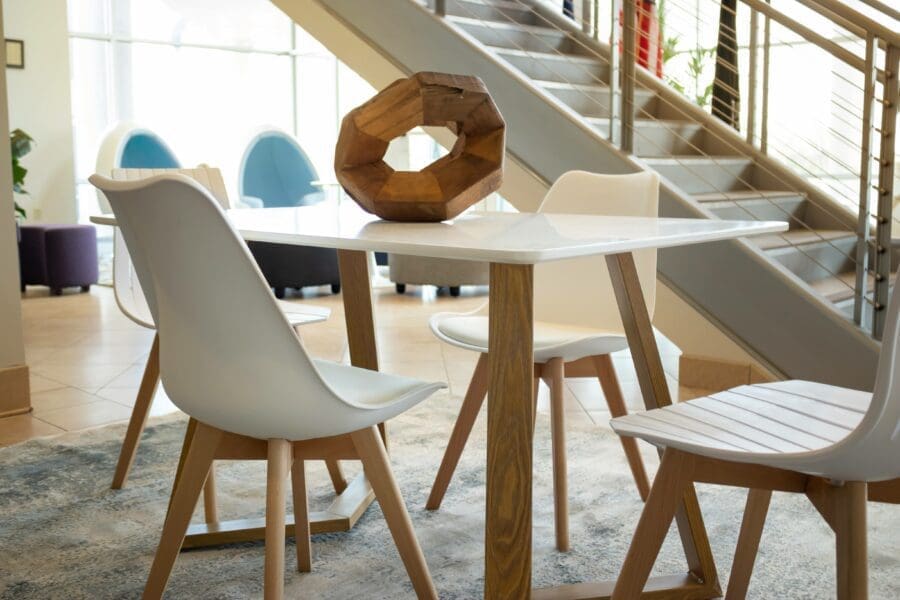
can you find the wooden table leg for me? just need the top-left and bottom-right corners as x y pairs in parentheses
(534, 254), (719, 599)
(485, 262), (534, 599)
(605, 252), (720, 595)
(337, 249), (379, 371)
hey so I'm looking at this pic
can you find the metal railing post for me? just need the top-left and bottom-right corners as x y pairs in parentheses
(747, 9), (759, 146)
(873, 44), (899, 339)
(760, 4), (771, 154)
(435, 0), (446, 17)
(621, 0), (636, 153)
(608, 0), (620, 146)
(854, 35), (877, 328)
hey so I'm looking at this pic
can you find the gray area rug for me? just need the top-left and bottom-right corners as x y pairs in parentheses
(1, 390), (899, 599)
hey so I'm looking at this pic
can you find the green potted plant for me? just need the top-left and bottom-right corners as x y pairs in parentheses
(11, 128), (33, 221)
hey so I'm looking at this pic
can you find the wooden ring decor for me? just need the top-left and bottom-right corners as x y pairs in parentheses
(334, 72), (506, 222)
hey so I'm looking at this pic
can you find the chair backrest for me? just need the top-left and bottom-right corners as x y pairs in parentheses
(95, 123), (181, 213)
(829, 284), (900, 480)
(533, 171), (658, 332)
(89, 173), (352, 440)
(238, 129), (320, 208)
(109, 167), (231, 327)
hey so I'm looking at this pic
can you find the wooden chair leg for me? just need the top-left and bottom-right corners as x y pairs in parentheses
(426, 353), (489, 510)
(352, 426), (438, 600)
(834, 481), (867, 600)
(202, 462), (218, 523)
(325, 459), (348, 495)
(144, 422), (222, 600)
(265, 439), (292, 600)
(593, 354), (651, 501)
(111, 334), (160, 489)
(532, 374), (540, 433)
(611, 448), (694, 600)
(291, 458), (312, 573)
(546, 357), (569, 552)
(725, 488), (772, 600)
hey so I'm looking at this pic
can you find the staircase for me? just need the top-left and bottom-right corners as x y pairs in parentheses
(275, 0), (899, 389)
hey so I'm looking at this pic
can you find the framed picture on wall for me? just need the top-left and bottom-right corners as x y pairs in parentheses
(6, 39), (24, 69)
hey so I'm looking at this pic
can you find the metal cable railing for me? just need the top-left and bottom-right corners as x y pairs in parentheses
(441, 0), (870, 305)
(429, 0), (898, 338)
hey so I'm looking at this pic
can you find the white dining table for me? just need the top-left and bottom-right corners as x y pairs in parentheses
(93, 203), (787, 599)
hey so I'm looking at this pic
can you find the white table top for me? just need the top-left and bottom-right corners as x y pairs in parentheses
(92, 202), (787, 264)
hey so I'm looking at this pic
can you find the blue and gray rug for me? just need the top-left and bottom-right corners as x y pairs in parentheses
(1, 390), (898, 599)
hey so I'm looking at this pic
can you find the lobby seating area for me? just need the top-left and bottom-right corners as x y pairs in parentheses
(2, 0), (899, 599)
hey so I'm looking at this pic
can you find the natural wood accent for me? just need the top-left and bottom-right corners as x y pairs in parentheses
(334, 72), (505, 222)
(291, 459), (312, 573)
(145, 421), (222, 600)
(725, 489), (771, 600)
(182, 473), (374, 548)
(337, 249), (379, 371)
(609, 446), (881, 599)
(834, 482), (867, 600)
(485, 262), (534, 599)
(202, 464), (218, 524)
(150, 420), (434, 596)
(612, 449), (696, 599)
(867, 478), (900, 503)
(606, 253), (720, 595)
(111, 334), (160, 489)
(426, 352), (489, 510)
(352, 426), (438, 599)
(593, 354), (651, 501)
(0, 364), (30, 418)
(533, 574), (712, 600)
(265, 439), (291, 600)
(546, 357), (569, 552)
(325, 459), (348, 495)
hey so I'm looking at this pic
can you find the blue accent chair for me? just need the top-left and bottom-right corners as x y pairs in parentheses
(239, 130), (341, 298)
(119, 132), (180, 169)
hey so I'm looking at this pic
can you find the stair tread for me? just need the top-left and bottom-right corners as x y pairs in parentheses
(644, 155), (751, 165)
(756, 229), (855, 250)
(536, 79), (652, 93)
(453, 0), (529, 10)
(447, 15), (560, 35)
(810, 271), (896, 303)
(489, 46), (603, 63)
(694, 190), (803, 202)
(587, 117), (700, 128)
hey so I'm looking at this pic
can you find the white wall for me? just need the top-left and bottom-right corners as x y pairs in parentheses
(3, 0), (75, 224)
(0, 1), (26, 369)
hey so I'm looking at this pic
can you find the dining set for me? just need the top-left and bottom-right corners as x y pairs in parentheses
(89, 165), (900, 600)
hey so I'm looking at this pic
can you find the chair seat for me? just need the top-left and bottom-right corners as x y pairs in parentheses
(277, 300), (330, 326)
(431, 313), (629, 362)
(610, 380), (869, 475)
(308, 360), (445, 435)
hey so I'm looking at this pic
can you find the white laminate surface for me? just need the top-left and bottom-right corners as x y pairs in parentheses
(92, 202), (787, 264)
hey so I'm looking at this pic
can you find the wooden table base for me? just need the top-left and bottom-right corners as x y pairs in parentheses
(182, 471), (374, 550)
(533, 574), (717, 600)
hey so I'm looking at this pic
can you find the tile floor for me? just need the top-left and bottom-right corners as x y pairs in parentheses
(1, 280), (687, 447)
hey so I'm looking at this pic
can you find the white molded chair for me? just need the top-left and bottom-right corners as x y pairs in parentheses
(609, 290), (900, 599)
(107, 167), (330, 492)
(90, 173), (443, 600)
(427, 170), (659, 551)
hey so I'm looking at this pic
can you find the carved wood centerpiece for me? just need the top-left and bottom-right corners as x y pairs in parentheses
(334, 72), (505, 222)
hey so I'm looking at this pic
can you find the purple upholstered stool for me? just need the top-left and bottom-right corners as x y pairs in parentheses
(19, 224), (98, 295)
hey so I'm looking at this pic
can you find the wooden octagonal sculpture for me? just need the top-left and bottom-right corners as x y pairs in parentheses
(334, 72), (505, 222)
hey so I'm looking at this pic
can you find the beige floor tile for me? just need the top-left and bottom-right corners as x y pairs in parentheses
(35, 400), (132, 431)
(29, 373), (67, 394)
(30, 387), (100, 414)
(31, 362), (134, 393)
(0, 414), (64, 446)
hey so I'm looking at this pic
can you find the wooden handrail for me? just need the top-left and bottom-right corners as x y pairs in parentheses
(802, 0), (900, 48)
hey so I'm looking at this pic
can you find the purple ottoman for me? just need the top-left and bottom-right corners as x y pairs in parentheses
(19, 224), (98, 295)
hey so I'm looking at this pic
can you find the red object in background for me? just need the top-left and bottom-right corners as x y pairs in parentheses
(619, 0), (664, 78)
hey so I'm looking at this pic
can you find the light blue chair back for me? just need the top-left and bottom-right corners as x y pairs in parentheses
(119, 131), (180, 169)
(238, 130), (321, 208)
